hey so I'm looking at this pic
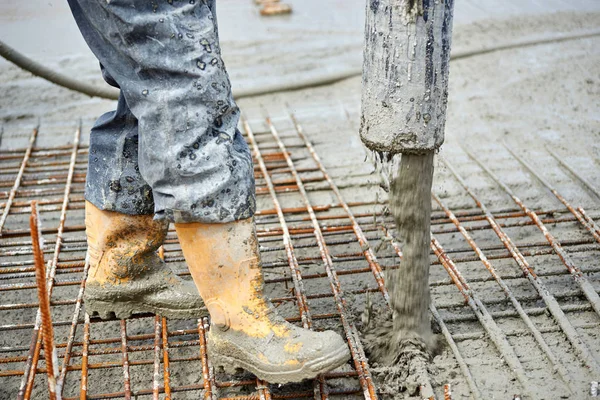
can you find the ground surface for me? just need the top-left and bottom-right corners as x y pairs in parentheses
(0, 1), (599, 399)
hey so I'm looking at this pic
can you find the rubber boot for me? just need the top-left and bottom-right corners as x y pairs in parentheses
(175, 218), (351, 384)
(84, 201), (207, 320)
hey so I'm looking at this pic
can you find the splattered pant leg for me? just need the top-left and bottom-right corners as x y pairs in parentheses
(68, 0), (256, 223)
(86, 76), (155, 215)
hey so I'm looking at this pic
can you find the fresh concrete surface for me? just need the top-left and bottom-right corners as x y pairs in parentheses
(2, 0), (600, 99)
(0, 1), (599, 399)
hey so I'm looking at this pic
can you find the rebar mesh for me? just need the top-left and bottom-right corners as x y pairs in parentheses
(0, 113), (599, 399)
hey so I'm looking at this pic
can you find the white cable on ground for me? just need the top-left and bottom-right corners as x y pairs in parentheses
(1, 29), (600, 101)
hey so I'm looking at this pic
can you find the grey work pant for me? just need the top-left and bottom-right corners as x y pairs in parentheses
(68, 0), (256, 223)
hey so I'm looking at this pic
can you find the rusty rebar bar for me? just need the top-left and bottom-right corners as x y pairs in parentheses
(79, 314), (90, 400)
(152, 316), (162, 400)
(0, 222), (595, 274)
(289, 114), (390, 307)
(30, 200), (58, 400)
(242, 115), (370, 394)
(451, 321), (600, 341)
(20, 126), (81, 400)
(285, 113), (391, 394)
(428, 304), (481, 400)
(0, 127), (38, 235)
(546, 147), (600, 199)
(254, 118), (328, 397)
(198, 317), (215, 399)
(578, 207), (600, 235)
(379, 224), (485, 400)
(120, 319), (132, 400)
(56, 256), (91, 397)
(0, 240), (596, 315)
(430, 237), (535, 398)
(154, 247), (173, 399)
(4, 288), (597, 360)
(246, 119), (313, 328)
(161, 318), (173, 400)
(249, 116), (378, 399)
(443, 384), (451, 400)
(0, 204), (591, 245)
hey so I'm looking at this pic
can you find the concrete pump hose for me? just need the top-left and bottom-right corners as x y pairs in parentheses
(0, 39), (119, 100)
(1, 29), (600, 101)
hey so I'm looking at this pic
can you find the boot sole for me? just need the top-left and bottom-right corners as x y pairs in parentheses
(86, 299), (208, 320)
(211, 344), (351, 384)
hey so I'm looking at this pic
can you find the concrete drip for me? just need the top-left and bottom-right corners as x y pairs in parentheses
(361, 152), (442, 396)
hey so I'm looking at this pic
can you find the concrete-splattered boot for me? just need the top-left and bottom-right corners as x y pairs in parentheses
(175, 218), (351, 384)
(84, 201), (207, 320)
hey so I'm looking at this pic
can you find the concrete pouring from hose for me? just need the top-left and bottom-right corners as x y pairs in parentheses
(360, 0), (455, 156)
(358, 0), (456, 377)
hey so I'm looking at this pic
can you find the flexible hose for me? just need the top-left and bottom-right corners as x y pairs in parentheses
(0, 39), (119, 100)
(2, 29), (600, 101)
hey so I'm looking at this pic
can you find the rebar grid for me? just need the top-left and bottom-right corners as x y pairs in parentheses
(0, 115), (598, 399)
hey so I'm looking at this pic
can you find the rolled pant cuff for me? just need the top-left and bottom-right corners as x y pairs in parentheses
(153, 196), (256, 224)
(153, 208), (253, 224)
(86, 193), (256, 224)
(84, 192), (154, 216)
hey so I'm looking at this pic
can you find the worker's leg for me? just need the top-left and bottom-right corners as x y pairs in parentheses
(69, 0), (349, 382)
(86, 80), (154, 215)
(75, 63), (206, 319)
(68, 0), (254, 223)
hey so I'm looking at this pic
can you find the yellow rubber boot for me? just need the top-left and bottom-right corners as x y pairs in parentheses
(85, 201), (207, 320)
(175, 218), (350, 384)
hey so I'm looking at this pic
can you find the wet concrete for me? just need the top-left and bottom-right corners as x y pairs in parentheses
(2, 1), (599, 103)
(386, 152), (437, 352)
(1, 3), (599, 399)
(361, 152), (442, 397)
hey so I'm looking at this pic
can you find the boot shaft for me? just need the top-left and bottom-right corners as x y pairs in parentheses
(85, 201), (168, 283)
(175, 218), (351, 383)
(176, 219), (287, 336)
